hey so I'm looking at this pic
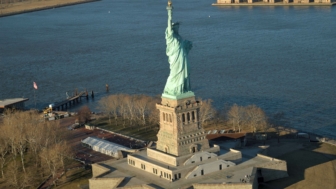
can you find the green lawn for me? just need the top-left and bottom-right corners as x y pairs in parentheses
(90, 117), (159, 141)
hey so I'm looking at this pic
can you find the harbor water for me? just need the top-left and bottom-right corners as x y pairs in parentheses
(0, 0), (335, 138)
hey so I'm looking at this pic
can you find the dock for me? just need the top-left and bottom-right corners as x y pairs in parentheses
(52, 91), (88, 111)
(0, 98), (29, 113)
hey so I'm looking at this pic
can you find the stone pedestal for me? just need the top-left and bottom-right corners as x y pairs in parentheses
(156, 93), (210, 157)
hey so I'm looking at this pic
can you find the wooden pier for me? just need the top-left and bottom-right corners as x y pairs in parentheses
(52, 91), (88, 111)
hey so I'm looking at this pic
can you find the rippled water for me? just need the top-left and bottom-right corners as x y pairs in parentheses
(0, 0), (335, 137)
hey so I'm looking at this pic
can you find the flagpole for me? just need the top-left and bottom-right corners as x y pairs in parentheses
(34, 88), (36, 109)
(33, 81), (38, 109)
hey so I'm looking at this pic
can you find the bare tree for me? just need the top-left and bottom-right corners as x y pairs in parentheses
(0, 136), (9, 178)
(118, 94), (129, 127)
(109, 95), (121, 125)
(40, 144), (63, 186)
(2, 112), (18, 156)
(246, 105), (267, 133)
(0, 109), (68, 188)
(77, 106), (91, 124)
(134, 95), (151, 126)
(2, 111), (28, 172)
(98, 95), (120, 124)
(5, 160), (32, 189)
(98, 96), (112, 123)
(26, 118), (45, 167)
(198, 99), (216, 124)
(5, 161), (20, 189)
(55, 141), (73, 171)
(124, 94), (136, 126)
(227, 104), (246, 133)
(13, 111), (30, 173)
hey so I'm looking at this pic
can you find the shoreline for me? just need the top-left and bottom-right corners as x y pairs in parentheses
(212, 2), (336, 6)
(0, 0), (100, 18)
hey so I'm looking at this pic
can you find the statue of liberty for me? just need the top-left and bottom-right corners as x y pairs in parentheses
(163, 0), (193, 97)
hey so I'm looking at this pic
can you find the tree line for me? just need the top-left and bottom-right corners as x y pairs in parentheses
(97, 94), (272, 133)
(98, 94), (160, 128)
(0, 0), (65, 10)
(1, 0), (29, 10)
(0, 110), (72, 189)
(227, 104), (268, 133)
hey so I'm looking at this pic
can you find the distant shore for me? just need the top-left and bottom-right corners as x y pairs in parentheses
(0, 0), (100, 18)
(212, 2), (336, 6)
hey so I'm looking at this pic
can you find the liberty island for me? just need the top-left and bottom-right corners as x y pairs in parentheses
(0, 0), (335, 188)
(1, 0), (335, 140)
(88, 1), (288, 188)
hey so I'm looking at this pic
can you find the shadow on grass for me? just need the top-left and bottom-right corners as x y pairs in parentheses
(54, 168), (92, 189)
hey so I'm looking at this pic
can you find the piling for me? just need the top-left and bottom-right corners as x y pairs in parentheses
(85, 89), (89, 100)
(106, 84), (109, 92)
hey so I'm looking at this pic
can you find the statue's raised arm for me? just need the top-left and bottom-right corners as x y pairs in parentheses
(167, 0), (173, 33)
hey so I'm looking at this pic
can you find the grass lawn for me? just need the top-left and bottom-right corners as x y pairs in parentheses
(53, 167), (91, 189)
(260, 142), (336, 189)
(89, 116), (273, 141)
(0, 178), (10, 189)
(0, 152), (50, 189)
(90, 117), (159, 141)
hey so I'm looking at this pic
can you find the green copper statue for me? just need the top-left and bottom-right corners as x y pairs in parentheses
(163, 0), (193, 96)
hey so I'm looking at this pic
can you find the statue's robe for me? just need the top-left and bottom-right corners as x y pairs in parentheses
(164, 28), (192, 96)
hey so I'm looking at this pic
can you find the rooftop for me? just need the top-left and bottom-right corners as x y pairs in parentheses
(0, 98), (29, 108)
(95, 148), (273, 188)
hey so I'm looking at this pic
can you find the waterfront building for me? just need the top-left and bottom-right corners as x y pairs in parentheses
(0, 98), (29, 113)
(215, 0), (335, 5)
